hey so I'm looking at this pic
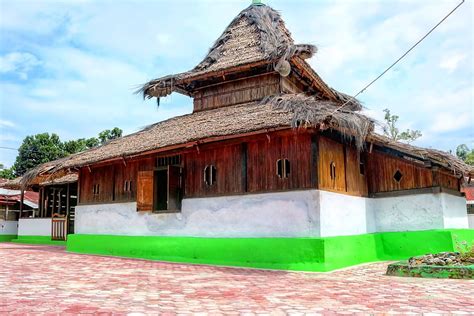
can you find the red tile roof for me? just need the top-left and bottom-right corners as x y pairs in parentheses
(462, 186), (474, 201)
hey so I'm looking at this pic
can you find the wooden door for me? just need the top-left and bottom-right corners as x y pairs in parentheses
(137, 170), (154, 211)
(167, 166), (182, 211)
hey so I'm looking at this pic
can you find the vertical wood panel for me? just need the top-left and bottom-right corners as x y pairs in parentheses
(137, 170), (154, 211)
(247, 132), (311, 193)
(318, 137), (346, 193)
(345, 147), (368, 197)
(367, 151), (434, 193)
(184, 143), (243, 197)
(193, 74), (280, 111)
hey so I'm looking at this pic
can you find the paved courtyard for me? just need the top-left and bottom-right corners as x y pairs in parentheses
(0, 243), (473, 315)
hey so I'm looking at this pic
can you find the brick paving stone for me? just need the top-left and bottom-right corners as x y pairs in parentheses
(1, 243), (473, 315)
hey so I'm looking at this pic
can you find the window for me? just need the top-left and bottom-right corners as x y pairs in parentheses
(204, 165), (217, 186)
(92, 184), (100, 195)
(124, 180), (133, 192)
(156, 155), (181, 167)
(359, 161), (365, 176)
(276, 159), (290, 179)
(330, 161), (337, 180)
(393, 170), (403, 183)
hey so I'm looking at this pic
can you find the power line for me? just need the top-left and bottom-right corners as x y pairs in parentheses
(0, 146), (18, 151)
(332, 0), (465, 114)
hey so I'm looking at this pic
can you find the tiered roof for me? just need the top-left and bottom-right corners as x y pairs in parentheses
(17, 2), (473, 186)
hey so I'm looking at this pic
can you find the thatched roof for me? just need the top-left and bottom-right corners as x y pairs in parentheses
(20, 95), (374, 185)
(367, 134), (474, 179)
(39, 173), (78, 186)
(138, 4), (361, 111)
(264, 94), (372, 149)
(18, 93), (473, 185)
(0, 171), (78, 190)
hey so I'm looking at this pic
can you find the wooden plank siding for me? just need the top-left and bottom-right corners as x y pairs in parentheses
(434, 169), (460, 191)
(247, 133), (312, 193)
(193, 74), (280, 111)
(345, 147), (368, 196)
(318, 137), (347, 193)
(366, 150), (433, 193)
(184, 143), (243, 197)
(77, 130), (457, 205)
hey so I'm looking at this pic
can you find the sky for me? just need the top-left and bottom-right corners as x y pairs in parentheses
(0, 0), (473, 168)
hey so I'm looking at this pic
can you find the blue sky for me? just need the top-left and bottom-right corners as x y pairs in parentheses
(0, 0), (472, 168)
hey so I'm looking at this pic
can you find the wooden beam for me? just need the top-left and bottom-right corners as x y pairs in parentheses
(19, 189), (24, 218)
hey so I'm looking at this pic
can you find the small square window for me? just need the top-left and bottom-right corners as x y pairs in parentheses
(393, 170), (403, 183)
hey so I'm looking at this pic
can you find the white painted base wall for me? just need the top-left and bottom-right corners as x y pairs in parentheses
(368, 192), (469, 232)
(18, 218), (52, 236)
(318, 191), (373, 237)
(75, 191), (320, 237)
(468, 215), (474, 229)
(0, 220), (18, 235)
(74, 190), (470, 238)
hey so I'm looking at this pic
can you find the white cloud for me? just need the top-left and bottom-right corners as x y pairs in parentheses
(429, 112), (472, 133)
(0, 0), (472, 167)
(439, 53), (467, 73)
(0, 119), (16, 128)
(0, 52), (41, 79)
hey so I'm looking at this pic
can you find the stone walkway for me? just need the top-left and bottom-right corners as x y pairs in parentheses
(0, 243), (473, 315)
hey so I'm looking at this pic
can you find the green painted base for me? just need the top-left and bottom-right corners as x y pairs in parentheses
(0, 235), (17, 242)
(12, 236), (67, 246)
(66, 229), (474, 272)
(387, 261), (474, 279)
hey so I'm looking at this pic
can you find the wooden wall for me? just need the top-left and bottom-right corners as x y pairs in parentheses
(184, 132), (313, 197)
(246, 133), (312, 193)
(345, 146), (368, 196)
(193, 74), (280, 111)
(317, 136), (368, 197)
(366, 150), (435, 193)
(185, 143), (243, 197)
(79, 159), (153, 204)
(78, 131), (460, 206)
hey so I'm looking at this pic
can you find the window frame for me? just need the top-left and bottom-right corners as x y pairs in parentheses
(276, 158), (290, 179)
(204, 165), (217, 186)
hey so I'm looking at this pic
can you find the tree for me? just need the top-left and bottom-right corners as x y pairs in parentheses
(10, 127), (123, 176)
(456, 144), (474, 166)
(383, 109), (422, 144)
(98, 127), (122, 144)
(12, 133), (66, 176)
(0, 165), (15, 179)
(63, 137), (100, 154)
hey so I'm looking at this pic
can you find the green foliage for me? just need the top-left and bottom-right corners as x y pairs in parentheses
(0, 167), (15, 179)
(12, 133), (67, 176)
(456, 144), (474, 165)
(98, 127), (122, 144)
(63, 137), (101, 155)
(383, 109), (422, 144)
(454, 239), (474, 261)
(10, 127), (123, 176)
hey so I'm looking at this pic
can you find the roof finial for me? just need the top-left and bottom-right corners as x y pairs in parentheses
(252, 0), (264, 6)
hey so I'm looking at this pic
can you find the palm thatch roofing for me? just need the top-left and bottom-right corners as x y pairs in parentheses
(17, 3), (473, 186)
(0, 172), (78, 190)
(367, 134), (474, 179)
(19, 92), (473, 187)
(138, 3), (361, 111)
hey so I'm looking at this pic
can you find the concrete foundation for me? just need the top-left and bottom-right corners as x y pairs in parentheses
(75, 190), (469, 238)
(0, 220), (18, 235)
(75, 190), (320, 237)
(18, 218), (52, 236)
